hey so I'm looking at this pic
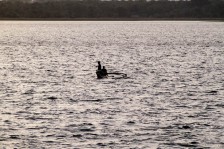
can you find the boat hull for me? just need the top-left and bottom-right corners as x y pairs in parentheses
(96, 70), (107, 79)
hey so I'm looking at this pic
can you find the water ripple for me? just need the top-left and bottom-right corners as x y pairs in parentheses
(0, 21), (223, 149)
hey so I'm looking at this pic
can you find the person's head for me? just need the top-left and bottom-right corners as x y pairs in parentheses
(98, 61), (101, 64)
(103, 66), (105, 69)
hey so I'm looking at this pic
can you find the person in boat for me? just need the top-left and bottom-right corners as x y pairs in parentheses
(102, 66), (108, 77)
(96, 62), (108, 79)
(96, 61), (103, 79)
(98, 61), (101, 70)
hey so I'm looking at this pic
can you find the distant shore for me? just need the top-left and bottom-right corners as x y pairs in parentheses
(0, 18), (224, 21)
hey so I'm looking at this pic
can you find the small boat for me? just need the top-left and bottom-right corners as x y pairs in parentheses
(96, 70), (128, 79)
(96, 70), (108, 79)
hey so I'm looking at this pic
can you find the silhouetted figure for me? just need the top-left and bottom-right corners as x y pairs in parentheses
(98, 61), (101, 70)
(96, 62), (108, 79)
(102, 66), (108, 76)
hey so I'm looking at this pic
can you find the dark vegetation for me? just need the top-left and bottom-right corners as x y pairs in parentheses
(0, 0), (223, 19)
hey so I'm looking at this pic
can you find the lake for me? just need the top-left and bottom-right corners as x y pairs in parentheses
(0, 21), (224, 149)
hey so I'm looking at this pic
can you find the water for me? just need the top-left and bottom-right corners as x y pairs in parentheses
(0, 21), (224, 149)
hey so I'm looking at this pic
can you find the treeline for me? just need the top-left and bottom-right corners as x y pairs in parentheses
(0, 0), (224, 19)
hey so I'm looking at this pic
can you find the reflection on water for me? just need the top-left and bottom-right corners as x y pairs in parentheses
(0, 21), (224, 149)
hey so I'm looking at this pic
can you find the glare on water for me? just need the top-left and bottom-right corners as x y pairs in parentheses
(0, 21), (224, 149)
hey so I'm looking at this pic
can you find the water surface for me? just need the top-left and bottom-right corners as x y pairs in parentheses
(0, 21), (224, 149)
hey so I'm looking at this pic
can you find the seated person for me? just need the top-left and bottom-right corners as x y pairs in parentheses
(101, 66), (108, 76)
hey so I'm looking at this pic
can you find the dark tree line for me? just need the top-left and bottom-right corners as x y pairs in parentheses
(0, 0), (223, 19)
